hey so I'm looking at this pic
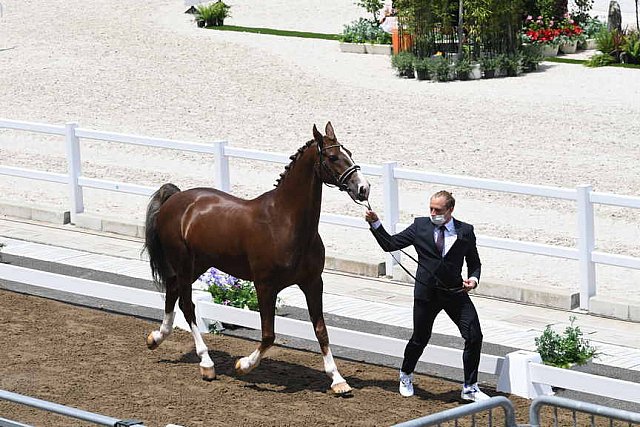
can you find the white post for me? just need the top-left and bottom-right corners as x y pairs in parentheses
(65, 122), (84, 222)
(577, 184), (596, 310)
(383, 161), (399, 277)
(213, 140), (230, 192)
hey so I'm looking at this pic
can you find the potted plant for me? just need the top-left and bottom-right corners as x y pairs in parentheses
(211, 1), (231, 26)
(479, 56), (497, 79)
(521, 15), (561, 57)
(535, 316), (599, 369)
(454, 57), (472, 81)
(391, 51), (415, 78)
(413, 57), (431, 80)
(579, 17), (606, 49)
(502, 53), (522, 77)
(428, 53), (451, 82)
(199, 267), (282, 332)
(521, 47), (544, 72)
(194, 3), (215, 28)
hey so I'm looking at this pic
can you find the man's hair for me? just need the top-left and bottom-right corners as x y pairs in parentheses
(431, 190), (455, 210)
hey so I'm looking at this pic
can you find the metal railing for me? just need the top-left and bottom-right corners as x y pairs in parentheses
(1, 119), (640, 311)
(392, 396), (518, 426)
(394, 396), (640, 426)
(529, 395), (640, 426)
(0, 389), (145, 426)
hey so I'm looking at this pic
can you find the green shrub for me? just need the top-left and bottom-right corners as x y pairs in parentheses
(580, 16), (606, 38)
(585, 52), (616, 67)
(340, 18), (391, 44)
(535, 316), (599, 368)
(195, 1), (230, 27)
(621, 31), (640, 64)
(429, 56), (451, 81)
(479, 55), (497, 72)
(391, 51), (415, 75)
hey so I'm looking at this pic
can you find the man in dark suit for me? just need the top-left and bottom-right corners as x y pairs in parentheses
(365, 190), (489, 401)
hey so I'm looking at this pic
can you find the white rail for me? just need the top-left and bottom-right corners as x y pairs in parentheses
(1, 118), (640, 311)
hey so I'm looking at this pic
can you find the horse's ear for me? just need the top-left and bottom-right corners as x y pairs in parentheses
(325, 121), (336, 140)
(312, 124), (324, 148)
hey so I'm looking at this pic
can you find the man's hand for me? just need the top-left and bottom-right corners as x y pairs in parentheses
(462, 279), (477, 293)
(365, 210), (379, 223)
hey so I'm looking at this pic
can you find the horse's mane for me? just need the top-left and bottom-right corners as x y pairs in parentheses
(274, 139), (316, 188)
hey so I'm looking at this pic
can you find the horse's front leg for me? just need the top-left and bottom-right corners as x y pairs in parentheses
(235, 283), (276, 375)
(301, 276), (352, 396)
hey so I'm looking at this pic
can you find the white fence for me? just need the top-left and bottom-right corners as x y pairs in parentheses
(1, 119), (640, 311)
(0, 262), (638, 404)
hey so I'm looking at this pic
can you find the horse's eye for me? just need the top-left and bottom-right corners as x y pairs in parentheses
(328, 155), (339, 162)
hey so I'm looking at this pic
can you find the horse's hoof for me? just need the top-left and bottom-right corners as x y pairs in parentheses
(331, 382), (353, 397)
(146, 333), (159, 350)
(200, 366), (216, 381)
(235, 358), (249, 376)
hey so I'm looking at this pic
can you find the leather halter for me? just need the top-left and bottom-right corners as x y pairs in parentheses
(317, 143), (361, 193)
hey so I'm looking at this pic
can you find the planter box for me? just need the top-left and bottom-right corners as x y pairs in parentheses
(559, 40), (578, 54)
(364, 44), (392, 55)
(339, 42), (392, 55)
(539, 44), (559, 57)
(339, 42), (366, 54)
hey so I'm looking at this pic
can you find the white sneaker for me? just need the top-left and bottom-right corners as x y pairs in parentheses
(399, 371), (414, 397)
(461, 383), (490, 402)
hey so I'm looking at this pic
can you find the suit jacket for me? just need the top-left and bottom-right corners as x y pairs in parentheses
(371, 217), (481, 300)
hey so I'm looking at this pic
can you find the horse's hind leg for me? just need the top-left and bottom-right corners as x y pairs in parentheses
(178, 277), (215, 381)
(147, 276), (179, 350)
(235, 282), (276, 375)
(301, 276), (352, 396)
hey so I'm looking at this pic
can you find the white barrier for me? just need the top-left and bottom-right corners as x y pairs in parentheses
(1, 118), (640, 311)
(1, 262), (639, 403)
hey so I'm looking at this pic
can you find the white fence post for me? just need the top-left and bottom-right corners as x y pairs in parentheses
(65, 122), (84, 222)
(383, 161), (399, 276)
(213, 140), (230, 192)
(577, 184), (596, 310)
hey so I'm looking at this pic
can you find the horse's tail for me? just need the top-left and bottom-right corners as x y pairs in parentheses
(144, 183), (181, 290)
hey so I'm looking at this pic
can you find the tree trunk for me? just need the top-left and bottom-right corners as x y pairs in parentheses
(457, 0), (464, 60)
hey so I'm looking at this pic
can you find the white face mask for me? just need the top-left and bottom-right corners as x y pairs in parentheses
(430, 214), (446, 226)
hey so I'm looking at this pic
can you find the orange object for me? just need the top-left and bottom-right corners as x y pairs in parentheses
(392, 28), (414, 55)
(392, 28), (400, 54)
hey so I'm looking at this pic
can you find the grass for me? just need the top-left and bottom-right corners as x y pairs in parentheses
(207, 25), (341, 41)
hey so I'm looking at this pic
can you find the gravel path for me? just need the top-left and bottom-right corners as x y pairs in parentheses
(0, 0), (639, 300)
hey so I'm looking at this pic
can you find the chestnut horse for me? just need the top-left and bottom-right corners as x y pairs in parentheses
(143, 122), (370, 395)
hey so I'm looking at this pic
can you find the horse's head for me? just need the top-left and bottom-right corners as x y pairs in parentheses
(313, 122), (370, 202)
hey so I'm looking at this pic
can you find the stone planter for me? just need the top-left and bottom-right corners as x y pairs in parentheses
(559, 40), (578, 54)
(583, 38), (597, 50)
(339, 42), (392, 55)
(539, 43), (559, 57)
(469, 63), (482, 80)
(364, 44), (392, 55)
(339, 42), (366, 54)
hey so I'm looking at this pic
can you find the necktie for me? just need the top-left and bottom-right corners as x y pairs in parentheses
(436, 225), (446, 256)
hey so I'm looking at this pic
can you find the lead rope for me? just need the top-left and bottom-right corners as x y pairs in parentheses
(361, 202), (465, 294)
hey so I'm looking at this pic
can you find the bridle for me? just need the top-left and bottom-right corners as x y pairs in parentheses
(317, 142), (371, 210)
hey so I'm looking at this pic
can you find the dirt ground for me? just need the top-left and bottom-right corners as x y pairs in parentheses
(0, 289), (589, 427)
